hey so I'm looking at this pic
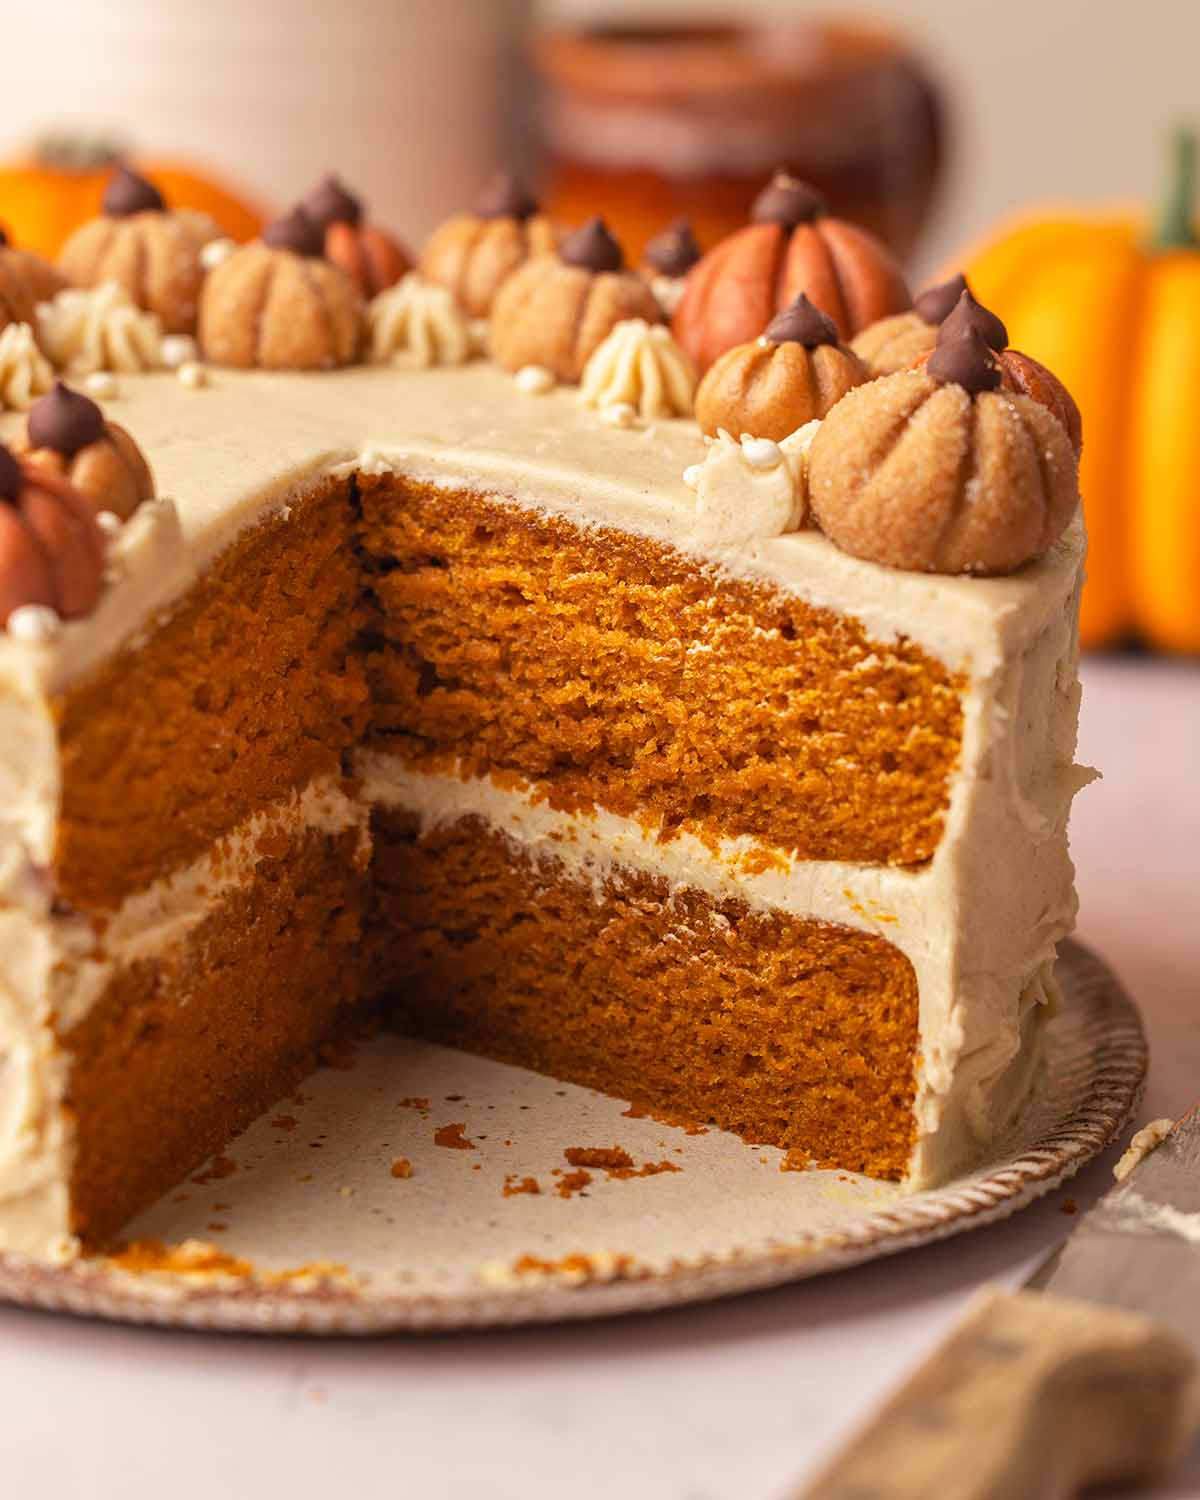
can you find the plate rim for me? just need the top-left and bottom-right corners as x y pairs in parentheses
(0, 939), (1147, 1335)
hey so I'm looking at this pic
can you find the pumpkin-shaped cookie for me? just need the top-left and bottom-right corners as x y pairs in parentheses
(490, 217), (662, 383)
(301, 174), (413, 299)
(851, 272), (980, 376)
(807, 328), (1079, 576)
(420, 172), (558, 318)
(0, 226), (67, 335)
(198, 207), (363, 370)
(694, 294), (869, 440)
(15, 381), (154, 521)
(673, 172), (911, 372)
(640, 218), (702, 317)
(0, 440), (105, 624)
(57, 167), (221, 335)
(906, 289), (1083, 456)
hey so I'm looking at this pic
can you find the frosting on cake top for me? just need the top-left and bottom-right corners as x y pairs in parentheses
(0, 361), (1084, 696)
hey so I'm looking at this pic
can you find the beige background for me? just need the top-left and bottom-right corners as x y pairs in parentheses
(545, 0), (1200, 272)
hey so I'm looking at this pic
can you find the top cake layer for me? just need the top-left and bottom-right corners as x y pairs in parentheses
(0, 361), (1083, 703)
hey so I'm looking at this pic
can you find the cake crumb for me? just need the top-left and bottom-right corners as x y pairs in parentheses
(191, 1154), (237, 1185)
(781, 1149), (816, 1173)
(564, 1146), (634, 1170)
(607, 1160), (681, 1181)
(107, 1238), (252, 1278)
(1060, 1198), (1078, 1216)
(107, 1239), (353, 1289)
(397, 1096), (430, 1112)
(338, 1185), (356, 1199)
(270, 1115), (298, 1131)
(553, 1168), (593, 1199)
(390, 1157), (413, 1179)
(478, 1249), (637, 1288)
(206, 1221), (229, 1233)
(560, 1145), (681, 1182)
(434, 1122), (476, 1151)
(503, 1174), (540, 1197)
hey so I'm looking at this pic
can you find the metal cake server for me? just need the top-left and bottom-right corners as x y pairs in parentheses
(799, 1108), (1200, 1499)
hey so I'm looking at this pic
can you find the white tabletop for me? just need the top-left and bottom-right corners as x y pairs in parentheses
(3, 656), (1198, 1500)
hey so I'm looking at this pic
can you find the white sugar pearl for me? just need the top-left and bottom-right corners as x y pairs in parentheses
(682, 463), (704, 491)
(7, 604), (61, 643)
(95, 510), (124, 538)
(84, 371), (118, 400)
(160, 334), (198, 369)
(177, 361), (208, 389)
(740, 436), (784, 470)
(600, 401), (637, 429)
(514, 364), (555, 396)
(199, 237), (236, 271)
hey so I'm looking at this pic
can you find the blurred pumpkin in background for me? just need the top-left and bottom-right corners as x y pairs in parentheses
(0, 135), (265, 259)
(961, 132), (1200, 653)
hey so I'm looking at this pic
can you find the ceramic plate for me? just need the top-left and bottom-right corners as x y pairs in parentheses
(0, 940), (1145, 1333)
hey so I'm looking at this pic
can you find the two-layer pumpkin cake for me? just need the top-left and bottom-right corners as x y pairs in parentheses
(0, 167), (1088, 1260)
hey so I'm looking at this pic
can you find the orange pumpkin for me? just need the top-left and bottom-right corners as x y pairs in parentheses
(958, 132), (1200, 652)
(673, 171), (911, 371)
(0, 136), (264, 259)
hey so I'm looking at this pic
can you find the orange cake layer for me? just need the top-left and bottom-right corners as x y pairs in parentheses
(369, 809), (920, 1179)
(62, 820), (368, 1246)
(53, 478), (368, 913)
(359, 476), (964, 868)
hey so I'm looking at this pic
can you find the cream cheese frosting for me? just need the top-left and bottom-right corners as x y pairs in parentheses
(0, 362), (1085, 700)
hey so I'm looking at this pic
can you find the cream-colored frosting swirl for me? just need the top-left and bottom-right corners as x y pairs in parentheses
(367, 274), (471, 369)
(579, 318), (697, 419)
(0, 322), (54, 410)
(37, 281), (163, 375)
(686, 422), (818, 546)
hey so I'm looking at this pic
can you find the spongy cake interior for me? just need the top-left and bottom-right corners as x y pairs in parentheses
(51, 472), (962, 1246)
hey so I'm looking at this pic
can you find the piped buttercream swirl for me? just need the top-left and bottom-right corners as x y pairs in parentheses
(367, 274), (471, 368)
(686, 422), (818, 546)
(37, 282), (163, 375)
(579, 318), (697, 419)
(0, 323), (54, 410)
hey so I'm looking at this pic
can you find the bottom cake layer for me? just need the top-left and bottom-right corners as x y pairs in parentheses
(59, 798), (370, 1247)
(369, 808), (920, 1181)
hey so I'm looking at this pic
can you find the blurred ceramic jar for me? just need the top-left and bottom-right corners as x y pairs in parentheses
(0, 0), (532, 241)
(534, 18), (943, 263)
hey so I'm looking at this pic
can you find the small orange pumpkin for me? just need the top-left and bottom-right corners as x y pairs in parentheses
(673, 171), (911, 371)
(0, 135), (264, 259)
